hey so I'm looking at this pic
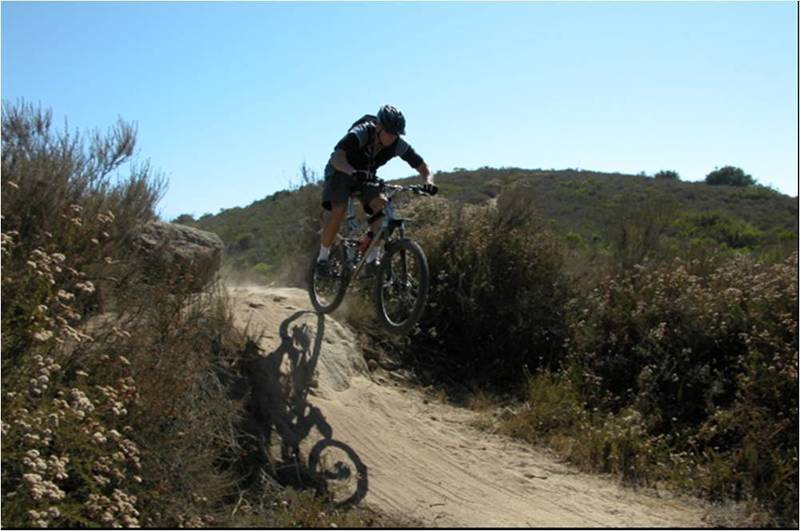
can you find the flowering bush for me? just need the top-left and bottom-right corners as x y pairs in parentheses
(0, 102), (239, 528)
(1, 102), (394, 529)
(566, 253), (798, 524)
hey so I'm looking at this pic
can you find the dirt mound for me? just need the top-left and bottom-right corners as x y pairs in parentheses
(228, 285), (712, 527)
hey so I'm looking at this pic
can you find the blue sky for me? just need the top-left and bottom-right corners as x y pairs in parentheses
(2, 1), (797, 220)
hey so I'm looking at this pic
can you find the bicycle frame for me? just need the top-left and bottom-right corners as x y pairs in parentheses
(335, 182), (410, 287)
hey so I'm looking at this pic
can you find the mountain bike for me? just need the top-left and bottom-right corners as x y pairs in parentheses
(308, 179), (432, 335)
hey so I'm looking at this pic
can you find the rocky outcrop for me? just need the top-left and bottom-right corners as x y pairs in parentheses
(132, 221), (223, 291)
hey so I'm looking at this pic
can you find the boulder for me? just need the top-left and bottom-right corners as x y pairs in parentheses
(132, 221), (224, 291)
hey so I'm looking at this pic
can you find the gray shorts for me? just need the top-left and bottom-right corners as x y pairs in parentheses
(321, 170), (386, 214)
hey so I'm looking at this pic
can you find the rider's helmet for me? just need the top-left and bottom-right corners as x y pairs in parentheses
(377, 105), (406, 136)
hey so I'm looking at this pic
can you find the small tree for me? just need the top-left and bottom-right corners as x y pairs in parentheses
(654, 170), (680, 181)
(705, 166), (755, 187)
(173, 213), (195, 224)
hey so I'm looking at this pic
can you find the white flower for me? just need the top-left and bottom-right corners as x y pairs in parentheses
(75, 281), (95, 294)
(70, 388), (95, 413)
(33, 330), (54, 342)
(56, 290), (75, 301)
(23, 433), (41, 444)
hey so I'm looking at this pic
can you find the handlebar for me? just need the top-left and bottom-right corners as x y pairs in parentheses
(379, 179), (436, 197)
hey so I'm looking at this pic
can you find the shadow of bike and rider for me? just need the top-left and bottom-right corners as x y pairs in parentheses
(239, 310), (368, 507)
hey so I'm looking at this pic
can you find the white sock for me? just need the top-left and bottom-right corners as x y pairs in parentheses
(318, 245), (330, 262)
(366, 246), (380, 263)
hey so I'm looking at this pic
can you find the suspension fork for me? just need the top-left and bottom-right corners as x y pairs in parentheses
(382, 226), (411, 288)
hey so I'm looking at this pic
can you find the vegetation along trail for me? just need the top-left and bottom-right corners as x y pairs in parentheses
(229, 285), (712, 527)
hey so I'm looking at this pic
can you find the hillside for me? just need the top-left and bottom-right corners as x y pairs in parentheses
(184, 168), (797, 277)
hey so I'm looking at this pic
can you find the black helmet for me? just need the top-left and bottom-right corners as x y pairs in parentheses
(377, 105), (406, 135)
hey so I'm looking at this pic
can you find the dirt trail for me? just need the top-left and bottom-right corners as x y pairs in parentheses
(229, 285), (711, 527)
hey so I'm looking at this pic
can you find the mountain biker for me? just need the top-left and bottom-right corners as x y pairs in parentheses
(317, 105), (437, 276)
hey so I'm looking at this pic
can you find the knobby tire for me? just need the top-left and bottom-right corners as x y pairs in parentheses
(374, 238), (430, 335)
(308, 243), (349, 314)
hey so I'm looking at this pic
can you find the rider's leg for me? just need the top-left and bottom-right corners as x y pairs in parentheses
(367, 197), (386, 235)
(319, 204), (346, 261)
(318, 171), (352, 263)
(365, 197), (387, 263)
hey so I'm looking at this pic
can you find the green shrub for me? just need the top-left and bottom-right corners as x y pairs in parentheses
(735, 185), (780, 200)
(172, 214), (196, 224)
(564, 231), (586, 249)
(705, 166), (755, 187)
(407, 195), (572, 389)
(609, 194), (677, 267)
(253, 262), (270, 278)
(654, 170), (680, 181)
(674, 211), (763, 250)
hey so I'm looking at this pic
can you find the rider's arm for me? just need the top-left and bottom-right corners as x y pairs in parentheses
(396, 139), (431, 183)
(328, 125), (371, 175)
(416, 162), (434, 185)
(329, 148), (357, 175)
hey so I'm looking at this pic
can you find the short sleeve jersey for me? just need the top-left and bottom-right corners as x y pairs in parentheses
(333, 121), (424, 174)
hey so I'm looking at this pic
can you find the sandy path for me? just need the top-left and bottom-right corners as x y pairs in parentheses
(229, 285), (711, 527)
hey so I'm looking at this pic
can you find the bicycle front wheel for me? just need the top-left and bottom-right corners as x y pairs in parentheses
(373, 238), (430, 335)
(309, 242), (350, 314)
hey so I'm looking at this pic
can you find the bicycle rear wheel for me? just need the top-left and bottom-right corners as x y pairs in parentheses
(308, 242), (350, 314)
(373, 239), (429, 334)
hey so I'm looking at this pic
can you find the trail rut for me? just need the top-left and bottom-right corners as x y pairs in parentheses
(229, 285), (711, 527)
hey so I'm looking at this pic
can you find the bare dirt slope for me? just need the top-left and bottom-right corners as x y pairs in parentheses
(229, 285), (711, 527)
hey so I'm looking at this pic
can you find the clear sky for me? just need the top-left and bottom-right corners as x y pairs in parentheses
(2, 1), (797, 220)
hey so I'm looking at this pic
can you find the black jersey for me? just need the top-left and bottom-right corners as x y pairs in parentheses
(324, 120), (424, 178)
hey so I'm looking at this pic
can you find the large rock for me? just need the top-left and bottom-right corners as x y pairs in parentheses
(133, 221), (223, 291)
